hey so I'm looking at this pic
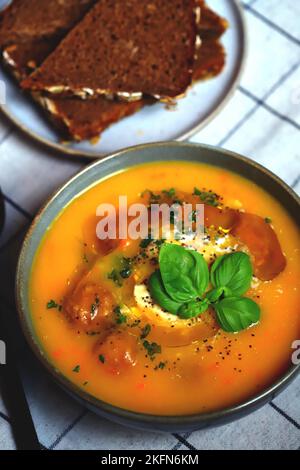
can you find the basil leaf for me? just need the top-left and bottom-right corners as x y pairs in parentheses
(159, 243), (209, 303)
(206, 287), (224, 303)
(148, 271), (182, 315)
(189, 250), (209, 297)
(178, 298), (210, 319)
(214, 297), (260, 332)
(211, 252), (253, 296)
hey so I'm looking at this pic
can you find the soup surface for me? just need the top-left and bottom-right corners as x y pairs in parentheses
(30, 162), (300, 415)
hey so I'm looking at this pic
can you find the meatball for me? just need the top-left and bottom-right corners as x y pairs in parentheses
(93, 331), (138, 375)
(63, 282), (115, 334)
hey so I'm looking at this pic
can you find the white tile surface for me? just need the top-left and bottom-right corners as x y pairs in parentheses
(0, 391), (9, 419)
(191, 90), (255, 145)
(55, 412), (178, 451)
(240, 10), (300, 98)
(222, 105), (300, 187)
(0, 130), (82, 215)
(266, 64), (300, 126)
(0, 418), (16, 450)
(19, 350), (84, 448)
(273, 375), (300, 425)
(188, 404), (300, 450)
(253, 0), (300, 41)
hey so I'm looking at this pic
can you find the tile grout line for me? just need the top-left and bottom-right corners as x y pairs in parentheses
(291, 174), (300, 189)
(2, 194), (33, 221)
(0, 410), (10, 423)
(0, 409), (46, 449)
(172, 433), (197, 451)
(270, 402), (300, 430)
(217, 61), (300, 147)
(242, 2), (300, 47)
(48, 409), (88, 450)
(238, 86), (300, 131)
(217, 102), (258, 147)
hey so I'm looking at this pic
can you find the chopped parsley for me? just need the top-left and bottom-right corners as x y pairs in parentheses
(162, 188), (176, 198)
(46, 299), (62, 311)
(189, 210), (198, 223)
(140, 324), (151, 339)
(143, 340), (161, 360)
(114, 306), (127, 324)
(141, 189), (161, 204)
(193, 187), (219, 207)
(265, 217), (272, 224)
(154, 239), (165, 248)
(108, 258), (133, 285)
(119, 257), (133, 279)
(169, 211), (176, 225)
(140, 237), (153, 249)
(155, 361), (167, 370)
(98, 354), (105, 364)
(72, 365), (80, 373)
(107, 269), (122, 286)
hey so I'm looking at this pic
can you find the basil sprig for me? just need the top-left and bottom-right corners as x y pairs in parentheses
(148, 243), (260, 333)
(210, 252), (253, 296)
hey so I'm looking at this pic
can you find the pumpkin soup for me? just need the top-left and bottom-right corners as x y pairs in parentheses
(29, 162), (300, 415)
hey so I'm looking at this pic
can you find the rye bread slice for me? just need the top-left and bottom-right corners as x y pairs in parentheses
(2, 0), (227, 141)
(0, 0), (95, 47)
(3, 40), (148, 141)
(21, 0), (199, 100)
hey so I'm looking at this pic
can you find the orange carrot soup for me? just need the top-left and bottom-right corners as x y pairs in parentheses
(29, 162), (300, 415)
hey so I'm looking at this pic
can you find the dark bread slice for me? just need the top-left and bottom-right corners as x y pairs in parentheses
(3, 40), (58, 80)
(21, 0), (199, 100)
(3, 40), (147, 141)
(36, 95), (146, 142)
(0, 0), (95, 47)
(3, 0), (227, 141)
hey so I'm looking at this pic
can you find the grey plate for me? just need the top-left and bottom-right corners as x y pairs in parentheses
(0, 0), (246, 159)
(16, 142), (300, 432)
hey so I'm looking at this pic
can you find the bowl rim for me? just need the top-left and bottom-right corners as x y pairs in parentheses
(15, 141), (300, 429)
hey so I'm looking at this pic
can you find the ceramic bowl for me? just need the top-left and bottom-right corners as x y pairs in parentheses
(16, 142), (300, 432)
